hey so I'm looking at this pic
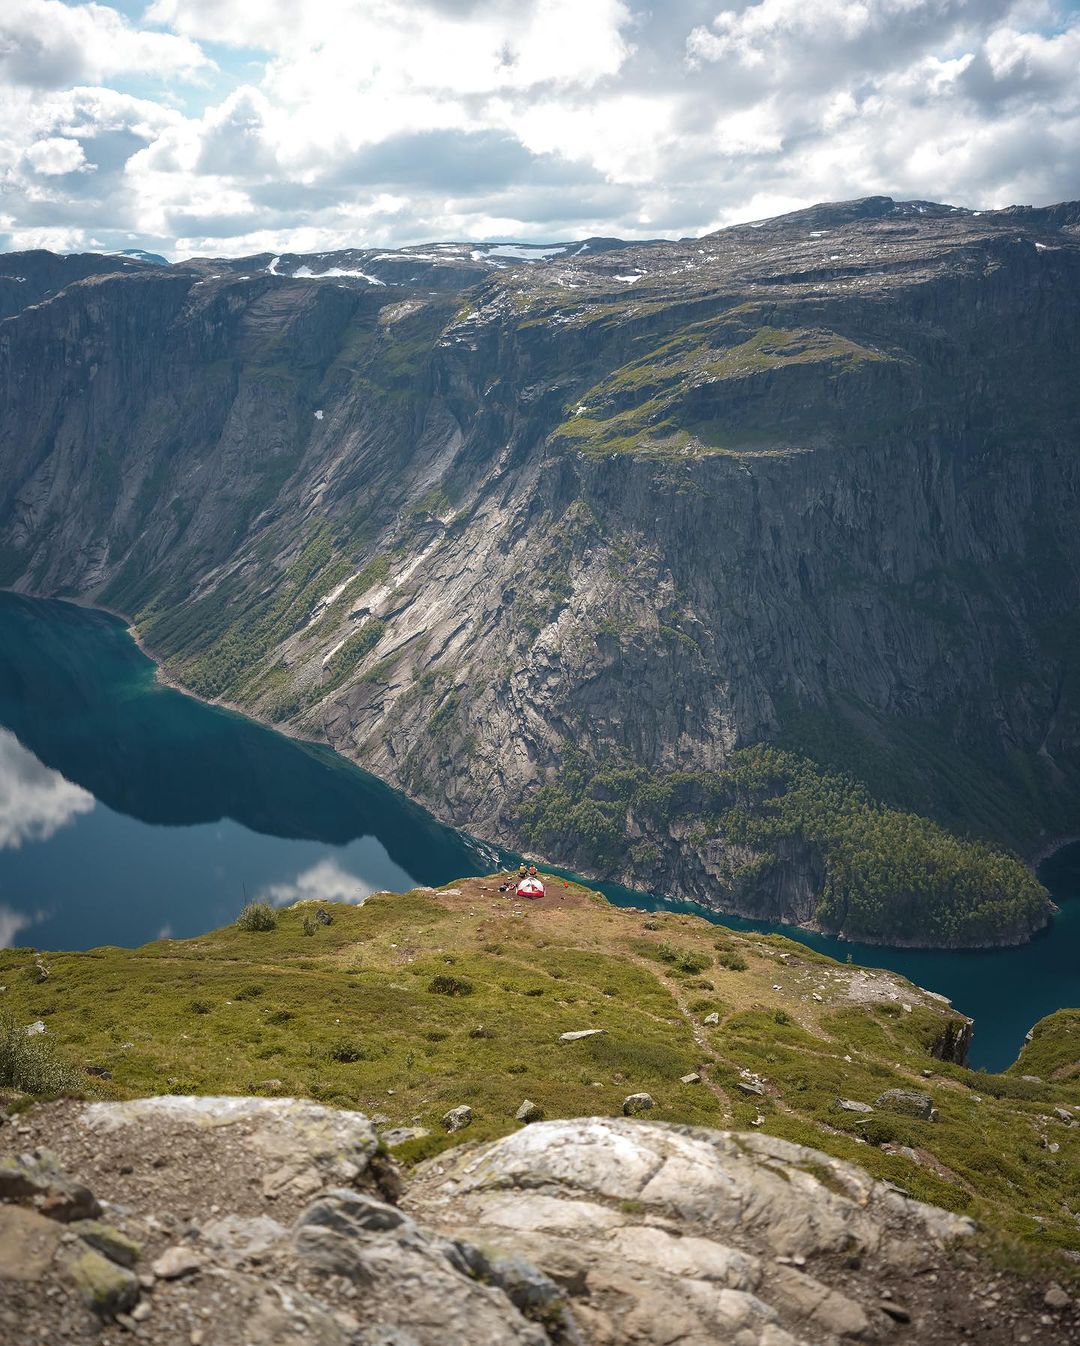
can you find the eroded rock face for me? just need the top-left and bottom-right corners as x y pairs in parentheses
(406, 1117), (974, 1346)
(1, 204), (1078, 942)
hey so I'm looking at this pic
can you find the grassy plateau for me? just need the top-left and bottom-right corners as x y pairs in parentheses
(2, 875), (1078, 1256)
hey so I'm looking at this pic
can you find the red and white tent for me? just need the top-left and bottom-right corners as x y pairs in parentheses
(516, 877), (545, 899)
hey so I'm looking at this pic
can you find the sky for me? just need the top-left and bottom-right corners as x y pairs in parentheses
(0, 0), (1077, 259)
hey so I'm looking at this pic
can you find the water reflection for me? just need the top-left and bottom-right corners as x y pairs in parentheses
(0, 592), (504, 950)
(259, 857), (387, 908)
(1, 592), (1075, 1072)
(0, 902), (39, 948)
(0, 728), (94, 850)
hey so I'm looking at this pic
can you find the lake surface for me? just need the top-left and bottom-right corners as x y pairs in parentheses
(1, 591), (1077, 1072)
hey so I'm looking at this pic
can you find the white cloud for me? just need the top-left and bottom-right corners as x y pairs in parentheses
(0, 729), (95, 850)
(0, 0), (1076, 256)
(260, 857), (375, 907)
(25, 136), (91, 175)
(0, 0), (212, 88)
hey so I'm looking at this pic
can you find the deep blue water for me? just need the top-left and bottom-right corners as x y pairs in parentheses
(0, 591), (1076, 1072)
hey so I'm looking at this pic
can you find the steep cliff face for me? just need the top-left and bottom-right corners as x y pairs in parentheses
(1, 198), (1078, 944)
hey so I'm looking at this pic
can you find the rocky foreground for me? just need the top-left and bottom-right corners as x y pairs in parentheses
(2, 1094), (1078, 1346)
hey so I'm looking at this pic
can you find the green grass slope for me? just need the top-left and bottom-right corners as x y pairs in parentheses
(2, 876), (1078, 1254)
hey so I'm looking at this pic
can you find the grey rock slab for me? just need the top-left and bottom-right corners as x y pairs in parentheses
(681, 1072), (702, 1085)
(80, 1096), (379, 1199)
(515, 1100), (544, 1124)
(380, 1126), (430, 1148)
(836, 1099), (874, 1113)
(622, 1093), (654, 1115)
(558, 1030), (606, 1042)
(875, 1089), (936, 1121)
(291, 1190), (552, 1344)
(442, 1105), (473, 1133)
(0, 1149), (101, 1222)
(406, 1117), (980, 1345)
(410, 1116), (974, 1254)
(0, 1204), (64, 1281)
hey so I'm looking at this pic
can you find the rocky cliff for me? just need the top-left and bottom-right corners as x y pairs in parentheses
(2, 197), (1079, 944)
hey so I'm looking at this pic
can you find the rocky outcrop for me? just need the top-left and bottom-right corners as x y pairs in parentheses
(4, 1096), (1079, 1345)
(2, 199), (1080, 941)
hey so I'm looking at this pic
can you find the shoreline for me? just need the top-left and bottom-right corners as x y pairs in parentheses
(2, 585), (1070, 955)
(62, 590), (329, 750)
(1027, 833), (1080, 870)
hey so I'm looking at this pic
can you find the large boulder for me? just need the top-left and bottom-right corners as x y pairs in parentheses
(407, 1117), (975, 1346)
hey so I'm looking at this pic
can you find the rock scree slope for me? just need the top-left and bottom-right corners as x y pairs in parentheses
(2, 198), (1080, 944)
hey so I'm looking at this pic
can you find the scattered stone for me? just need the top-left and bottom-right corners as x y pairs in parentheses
(151, 1245), (204, 1280)
(314, 908), (333, 925)
(680, 1073), (701, 1085)
(380, 1127), (430, 1147)
(737, 1080), (765, 1097)
(1044, 1282), (1072, 1310)
(71, 1219), (141, 1268)
(837, 1099), (874, 1113)
(0, 1204), (63, 1280)
(130, 1301), (152, 1322)
(878, 1300), (912, 1323)
(875, 1088), (936, 1121)
(442, 1105), (473, 1133)
(1021, 1075), (1043, 1084)
(514, 1099), (544, 1124)
(200, 1214), (286, 1265)
(703, 1012), (720, 1024)
(63, 1247), (140, 1317)
(24, 1020), (46, 1035)
(558, 1029), (607, 1042)
(622, 1093), (655, 1115)
(0, 1150), (101, 1221)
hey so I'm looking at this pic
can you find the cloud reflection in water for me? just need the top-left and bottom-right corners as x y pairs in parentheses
(260, 857), (376, 908)
(0, 728), (94, 851)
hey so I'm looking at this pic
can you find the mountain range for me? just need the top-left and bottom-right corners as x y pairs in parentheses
(2, 195), (1079, 947)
